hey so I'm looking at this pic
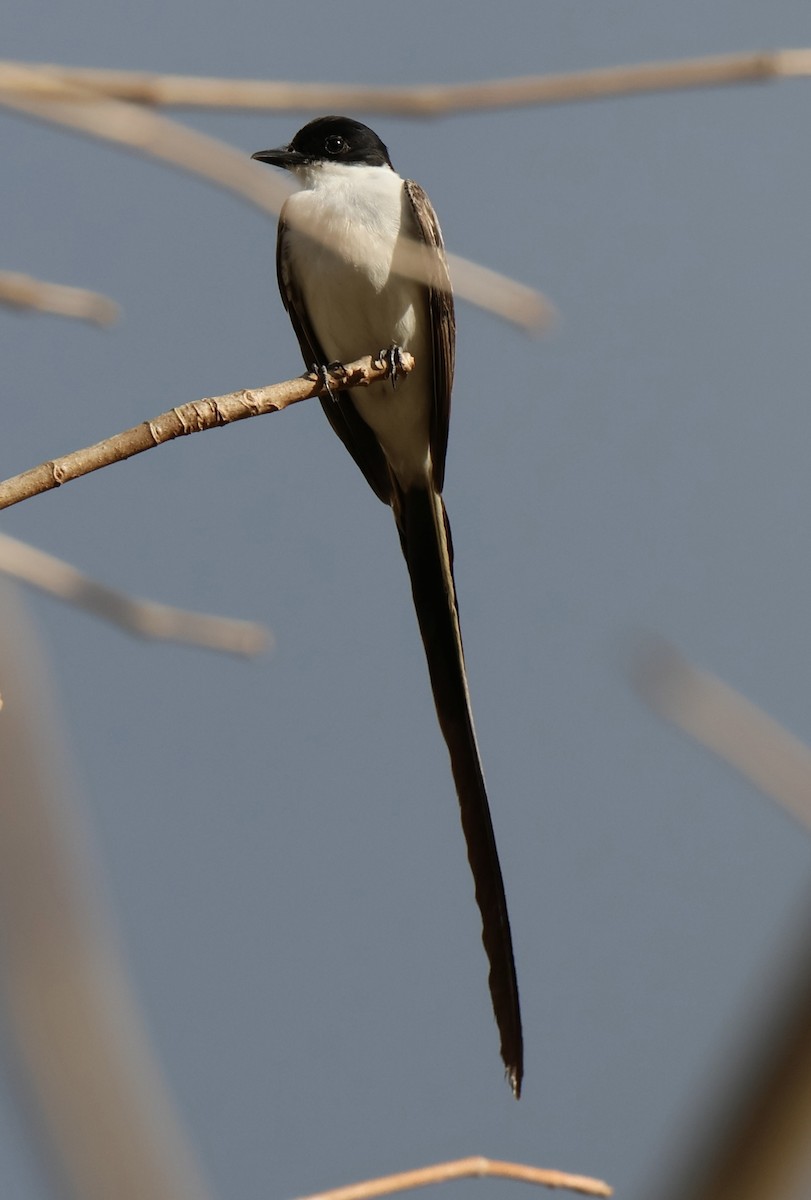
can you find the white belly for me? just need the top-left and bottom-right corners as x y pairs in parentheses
(282, 166), (433, 487)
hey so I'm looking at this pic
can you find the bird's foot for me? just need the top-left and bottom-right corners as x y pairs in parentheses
(378, 344), (408, 390)
(310, 361), (345, 403)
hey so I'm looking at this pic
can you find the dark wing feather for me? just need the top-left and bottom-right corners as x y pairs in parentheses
(402, 180), (455, 494)
(275, 212), (393, 505)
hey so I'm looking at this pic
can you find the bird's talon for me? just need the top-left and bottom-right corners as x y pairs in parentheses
(311, 361), (341, 402)
(380, 344), (406, 390)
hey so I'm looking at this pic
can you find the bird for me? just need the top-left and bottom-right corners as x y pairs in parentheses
(252, 116), (523, 1096)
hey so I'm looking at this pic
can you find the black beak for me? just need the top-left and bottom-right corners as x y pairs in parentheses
(251, 145), (304, 170)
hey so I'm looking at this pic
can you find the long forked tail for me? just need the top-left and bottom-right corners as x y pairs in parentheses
(395, 484), (523, 1097)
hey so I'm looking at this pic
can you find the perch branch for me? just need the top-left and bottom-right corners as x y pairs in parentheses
(0, 532), (269, 656)
(296, 1156), (612, 1200)
(0, 353), (412, 512)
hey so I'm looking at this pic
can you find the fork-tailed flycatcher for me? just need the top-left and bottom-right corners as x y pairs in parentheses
(252, 116), (523, 1096)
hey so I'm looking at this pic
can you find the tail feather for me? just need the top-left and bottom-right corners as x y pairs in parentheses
(395, 484), (523, 1097)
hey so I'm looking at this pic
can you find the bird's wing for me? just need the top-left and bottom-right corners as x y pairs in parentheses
(402, 179), (455, 493)
(276, 212), (393, 504)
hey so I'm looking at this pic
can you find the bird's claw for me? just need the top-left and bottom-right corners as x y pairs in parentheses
(378, 345), (407, 390)
(311, 361), (345, 403)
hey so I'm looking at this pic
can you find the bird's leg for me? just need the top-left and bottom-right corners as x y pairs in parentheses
(310, 360), (346, 403)
(378, 344), (408, 390)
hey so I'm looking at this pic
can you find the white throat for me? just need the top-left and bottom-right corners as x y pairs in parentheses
(290, 158), (395, 191)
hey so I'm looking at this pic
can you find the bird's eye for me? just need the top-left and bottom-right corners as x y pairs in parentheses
(325, 134), (346, 155)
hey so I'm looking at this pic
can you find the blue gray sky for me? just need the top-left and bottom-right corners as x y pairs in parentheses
(4, 3), (811, 1197)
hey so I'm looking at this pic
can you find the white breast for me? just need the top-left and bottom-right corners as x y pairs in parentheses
(281, 162), (433, 488)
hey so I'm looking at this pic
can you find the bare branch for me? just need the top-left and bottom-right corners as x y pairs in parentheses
(633, 640), (811, 829)
(296, 1157), (612, 1200)
(0, 270), (119, 326)
(0, 64), (550, 332)
(2, 49), (810, 114)
(0, 353), (412, 512)
(0, 532), (269, 656)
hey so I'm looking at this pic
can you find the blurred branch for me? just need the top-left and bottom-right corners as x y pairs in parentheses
(0, 269), (119, 325)
(1, 50), (810, 113)
(633, 640), (811, 829)
(0, 579), (216, 1200)
(0, 352), (412, 511)
(0, 63), (291, 214)
(0, 531), (269, 655)
(0, 64), (551, 333)
(636, 643), (811, 1199)
(653, 905), (811, 1200)
(297, 1156), (612, 1200)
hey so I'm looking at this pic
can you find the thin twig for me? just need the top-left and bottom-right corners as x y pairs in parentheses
(0, 64), (551, 333)
(0, 270), (119, 326)
(0, 353), (412, 512)
(2, 49), (810, 114)
(633, 640), (811, 829)
(296, 1156), (612, 1200)
(0, 532), (269, 655)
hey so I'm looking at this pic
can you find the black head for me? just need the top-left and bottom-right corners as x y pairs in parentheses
(252, 116), (393, 172)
